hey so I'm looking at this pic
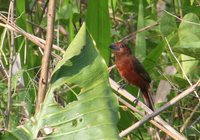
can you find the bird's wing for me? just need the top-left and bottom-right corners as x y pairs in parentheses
(132, 57), (151, 83)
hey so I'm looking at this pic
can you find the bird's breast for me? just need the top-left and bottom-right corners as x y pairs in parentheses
(115, 58), (135, 82)
(115, 57), (148, 89)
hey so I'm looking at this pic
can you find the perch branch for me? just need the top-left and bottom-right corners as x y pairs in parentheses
(119, 78), (199, 138)
(109, 78), (200, 139)
(118, 97), (181, 139)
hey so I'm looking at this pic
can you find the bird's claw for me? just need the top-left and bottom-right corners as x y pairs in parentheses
(133, 98), (139, 105)
(118, 83), (127, 90)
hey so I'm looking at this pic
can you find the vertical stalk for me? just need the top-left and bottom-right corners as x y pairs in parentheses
(36, 0), (56, 113)
(5, 0), (15, 129)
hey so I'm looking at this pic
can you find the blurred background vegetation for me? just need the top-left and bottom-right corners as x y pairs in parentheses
(0, 0), (200, 139)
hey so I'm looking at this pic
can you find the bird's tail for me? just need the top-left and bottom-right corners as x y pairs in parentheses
(142, 90), (154, 111)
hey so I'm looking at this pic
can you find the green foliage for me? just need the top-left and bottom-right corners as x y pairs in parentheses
(135, 0), (146, 60)
(0, 0), (200, 140)
(1, 24), (119, 140)
(159, 13), (177, 37)
(174, 13), (200, 58)
(86, 0), (111, 65)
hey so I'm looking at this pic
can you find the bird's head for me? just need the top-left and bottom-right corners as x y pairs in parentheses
(109, 42), (132, 56)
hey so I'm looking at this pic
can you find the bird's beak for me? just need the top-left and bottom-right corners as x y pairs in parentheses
(109, 44), (120, 51)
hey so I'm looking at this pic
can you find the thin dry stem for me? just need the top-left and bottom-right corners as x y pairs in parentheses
(5, 0), (15, 130)
(180, 102), (200, 132)
(164, 10), (200, 26)
(165, 37), (200, 101)
(36, 0), (56, 113)
(118, 97), (180, 139)
(0, 28), (9, 77)
(108, 64), (116, 73)
(120, 22), (159, 42)
(0, 14), (64, 59)
(119, 78), (199, 138)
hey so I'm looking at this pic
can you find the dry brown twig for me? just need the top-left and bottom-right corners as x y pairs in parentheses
(120, 22), (159, 42)
(118, 79), (199, 139)
(0, 13), (64, 60)
(118, 97), (181, 139)
(165, 37), (200, 134)
(180, 102), (200, 132)
(36, 0), (56, 113)
(164, 10), (200, 26)
(165, 37), (200, 101)
(5, 0), (15, 130)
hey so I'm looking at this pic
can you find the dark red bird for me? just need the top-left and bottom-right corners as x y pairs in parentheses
(110, 41), (154, 111)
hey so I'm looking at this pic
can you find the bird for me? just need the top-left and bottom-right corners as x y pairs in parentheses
(109, 41), (154, 111)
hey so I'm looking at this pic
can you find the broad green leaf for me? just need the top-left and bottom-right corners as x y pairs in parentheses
(159, 12), (177, 37)
(143, 33), (177, 73)
(86, 0), (111, 65)
(56, 5), (72, 21)
(135, 0), (146, 60)
(173, 42), (200, 58)
(2, 24), (119, 140)
(179, 14), (200, 41)
(174, 13), (200, 75)
(173, 13), (200, 58)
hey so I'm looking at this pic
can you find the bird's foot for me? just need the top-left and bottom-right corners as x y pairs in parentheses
(133, 98), (139, 105)
(118, 83), (127, 90)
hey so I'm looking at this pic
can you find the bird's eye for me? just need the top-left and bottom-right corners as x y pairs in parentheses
(119, 44), (126, 48)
